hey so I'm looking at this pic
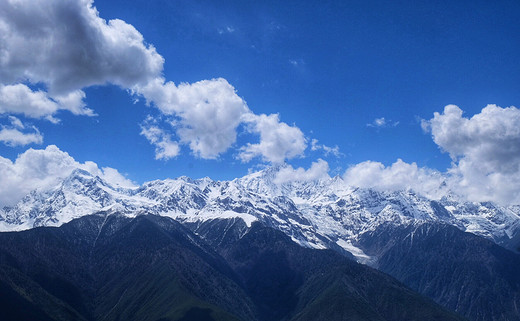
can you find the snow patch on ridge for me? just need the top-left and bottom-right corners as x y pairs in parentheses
(336, 239), (372, 264)
(166, 210), (257, 228)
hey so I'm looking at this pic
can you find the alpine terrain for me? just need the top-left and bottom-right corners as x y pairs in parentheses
(1, 166), (520, 320)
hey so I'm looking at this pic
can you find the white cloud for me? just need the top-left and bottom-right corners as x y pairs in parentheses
(0, 145), (135, 207)
(0, 0), (163, 95)
(0, 0), (160, 123)
(423, 104), (520, 204)
(0, 0), (309, 165)
(310, 139), (342, 157)
(0, 127), (43, 147)
(427, 104), (520, 173)
(137, 78), (250, 159)
(238, 113), (307, 164)
(0, 116), (43, 146)
(140, 119), (180, 160)
(138, 78), (309, 163)
(351, 105), (520, 204)
(217, 26), (235, 34)
(81, 161), (136, 189)
(53, 90), (94, 116)
(368, 117), (386, 127)
(331, 104), (520, 205)
(0, 84), (92, 122)
(8, 116), (24, 129)
(343, 159), (447, 199)
(367, 117), (399, 128)
(274, 159), (330, 184)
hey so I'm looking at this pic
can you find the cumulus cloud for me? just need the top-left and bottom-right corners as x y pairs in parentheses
(427, 104), (520, 173)
(0, 127), (43, 147)
(311, 104), (520, 205)
(343, 159), (447, 199)
(0, 0), (160, 127)
(346, 104), (520, 204)
(138, 78), (308, 163)
(0, 0), (161, 126)
(138, 78), (250, 159)
(52, 90), (93, 116)
(238, 113), (307, 164)
(0, 116), (43, 146)
(81, 162), (136, 189)
(274, 159), (330, 184)
(140, 118), (180, 160)
(343, 104), (520, 204)
(0, 0), (309, 164)
(0, 0), (308, 164)
(0, 0), (163, 95)
(0, 84), (93, 122)
(0, 145), (135, 207)
(423, 104), (520, 204)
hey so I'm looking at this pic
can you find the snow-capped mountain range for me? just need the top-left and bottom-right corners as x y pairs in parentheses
(2, 166), (520, 262)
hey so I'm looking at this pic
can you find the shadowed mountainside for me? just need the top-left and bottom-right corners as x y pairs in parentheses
(0, 213), (465, 321)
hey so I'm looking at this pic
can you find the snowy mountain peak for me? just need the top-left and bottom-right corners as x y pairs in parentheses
(67, 168), (93, 179)
(1, 166), (519, 260)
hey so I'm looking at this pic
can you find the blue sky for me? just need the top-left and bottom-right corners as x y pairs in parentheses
(1, 0), (520, 205)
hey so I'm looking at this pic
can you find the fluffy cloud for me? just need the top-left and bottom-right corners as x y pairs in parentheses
(0, 84), (93, 122)
(333, 104), (520, 204)
(0, 0), (308, 164)
(339, 105), (520, 204)
(345, 104), (520, 204)
(239, 113), (307, 163)
(427, 104), (520, 174)
(343, 159), (447, 199)
(0, 116), (43, 146)
(0, 128), (43, 147)
(140, 118), (180, 160)
(274, 159), (330, 184)
(0, 0), (163, 95)
(423, 104), (520, 204)
(81, 162), (136, 189)
(0, 0), (164, 149)
(138, 78), (250, 159)
(138, 79), (308, 162)
(0, 0), (160, 123)
(0, 145), (135, 207)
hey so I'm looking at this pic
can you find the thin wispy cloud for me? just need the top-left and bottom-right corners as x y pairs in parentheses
(311, 139), (342, 158)
(367, 117), (399, 128)
(218, 26), (235, 34)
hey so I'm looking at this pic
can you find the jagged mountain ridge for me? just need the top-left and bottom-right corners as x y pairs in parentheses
(2, 166), (520, 261)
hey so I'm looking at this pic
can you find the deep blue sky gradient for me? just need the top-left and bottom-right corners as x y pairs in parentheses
(1, 0), (519, 183)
